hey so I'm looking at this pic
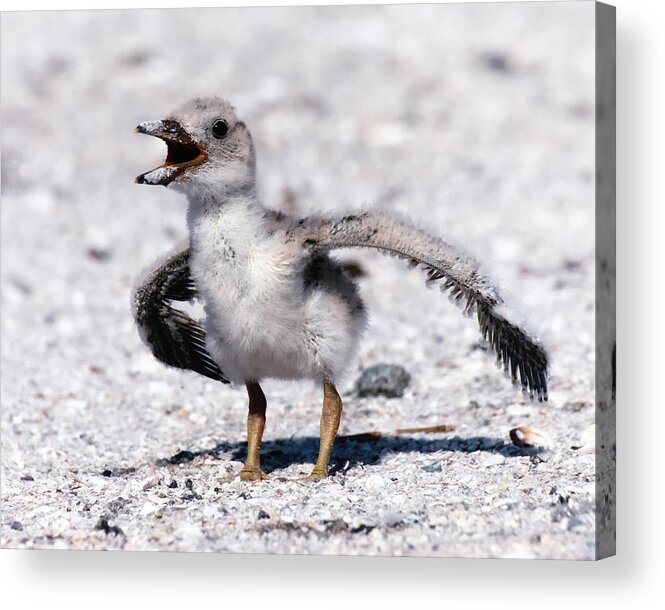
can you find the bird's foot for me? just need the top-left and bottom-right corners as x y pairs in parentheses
(304, 466), (328, 481)
(239, 466), (268, 482)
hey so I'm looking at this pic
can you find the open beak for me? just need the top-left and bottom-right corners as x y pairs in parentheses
(134, 119), (208, 186)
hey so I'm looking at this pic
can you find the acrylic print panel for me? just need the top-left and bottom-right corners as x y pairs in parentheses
(0, 2), (615, 559)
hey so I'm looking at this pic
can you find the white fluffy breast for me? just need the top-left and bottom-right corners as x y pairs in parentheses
(187, 199), (365, 384)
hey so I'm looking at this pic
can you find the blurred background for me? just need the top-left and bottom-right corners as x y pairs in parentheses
(1, 4), (597, 557)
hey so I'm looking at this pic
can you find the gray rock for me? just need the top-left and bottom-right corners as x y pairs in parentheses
(356, 364), (411, 398)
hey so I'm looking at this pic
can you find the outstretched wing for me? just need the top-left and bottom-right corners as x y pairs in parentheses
(286, 212), (548, 401)
(132, 246), (229, 383)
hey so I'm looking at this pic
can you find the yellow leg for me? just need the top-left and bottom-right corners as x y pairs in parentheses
(307, 381), (343, 480)
(239, 382), (268, 481)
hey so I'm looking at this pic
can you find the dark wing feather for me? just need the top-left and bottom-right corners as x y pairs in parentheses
(286, 212), (548, 401)
(132, 246), (229, 383)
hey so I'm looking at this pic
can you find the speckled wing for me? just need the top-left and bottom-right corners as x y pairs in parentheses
(132, 246), (229, 383)
(286, 212), (548, 401)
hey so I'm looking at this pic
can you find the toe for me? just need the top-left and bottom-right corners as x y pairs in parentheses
(239, 467), (267, 482)
(304, 467), (328, 481)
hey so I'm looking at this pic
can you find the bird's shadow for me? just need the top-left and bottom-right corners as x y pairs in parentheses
(158, 433), (547, 474)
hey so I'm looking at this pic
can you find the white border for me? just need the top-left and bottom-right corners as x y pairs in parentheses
(2, 0), (663, 607)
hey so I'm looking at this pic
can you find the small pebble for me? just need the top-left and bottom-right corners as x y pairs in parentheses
(141, 475), (161, 491)
(365, 474), (386, 491)
(510, 426), (552, 448)
(95, 518), (123, 536)
(356, 364), (411, 398)
(480, 51), (513, 74)
(86, 246), (112, 262)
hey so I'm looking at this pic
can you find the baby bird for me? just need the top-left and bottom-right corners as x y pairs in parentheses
(132, 97), (548, 481)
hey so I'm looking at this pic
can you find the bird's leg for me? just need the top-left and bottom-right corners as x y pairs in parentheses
(307, 381), (343, 480)
(239, 381), (268, 481)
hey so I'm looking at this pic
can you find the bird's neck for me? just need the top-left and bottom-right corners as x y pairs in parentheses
(186, 190), (269, 260)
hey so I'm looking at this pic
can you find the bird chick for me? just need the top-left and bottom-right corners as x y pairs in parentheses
(133, 97), (549, 481)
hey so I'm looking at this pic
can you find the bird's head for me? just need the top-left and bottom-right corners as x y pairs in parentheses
(135, 97), (256, 197)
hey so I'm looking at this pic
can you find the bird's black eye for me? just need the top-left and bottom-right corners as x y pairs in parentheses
(212, 119), (229, 138)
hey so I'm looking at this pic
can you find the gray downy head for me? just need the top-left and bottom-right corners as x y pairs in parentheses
(135, 97), (256, 198)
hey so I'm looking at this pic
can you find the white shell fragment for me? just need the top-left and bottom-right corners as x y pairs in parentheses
(141, 475), (161, 491)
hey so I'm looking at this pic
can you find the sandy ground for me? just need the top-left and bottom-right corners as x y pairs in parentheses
(1, 3), (600, 558)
